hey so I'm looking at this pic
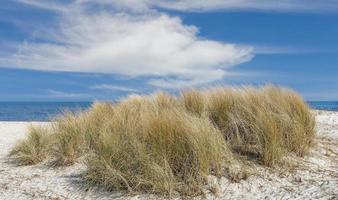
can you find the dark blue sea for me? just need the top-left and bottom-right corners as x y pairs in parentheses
(307, 101), (338, 112)
(0, 102), (92, 121)
(0, 101), (336, 121)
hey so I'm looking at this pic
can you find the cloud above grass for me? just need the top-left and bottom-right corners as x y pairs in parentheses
(46, 89), (88, 98)
(5, 0), (336, 89)
(153, 0), (338, 12)
(74, 0), (338, 13)
(2, 1), (253, 88)
(9, 0), (336, 88)
(90, 84), (140, 93)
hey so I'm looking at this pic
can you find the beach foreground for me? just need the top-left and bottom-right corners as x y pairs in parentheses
(0, 110), (337, 200)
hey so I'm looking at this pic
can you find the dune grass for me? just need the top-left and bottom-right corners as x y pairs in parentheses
(50, 102), (115, 166)
(181, 89), (205, 116)
(10, 126), (50, 165)
(9, 85), (315, 195)
(83, 96), (229, 195)
(201, 86), (314, 166)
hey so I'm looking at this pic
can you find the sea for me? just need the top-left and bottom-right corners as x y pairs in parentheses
(0, 101), (337, 121)
(0, 102), (92, 121)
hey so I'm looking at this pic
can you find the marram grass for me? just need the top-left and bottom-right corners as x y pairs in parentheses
(83, 96), (230, 195)
(9, 85), (315, 195)
(10, 125), (50, 165)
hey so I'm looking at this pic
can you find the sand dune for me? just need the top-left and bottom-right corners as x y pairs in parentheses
(0, 111), (337, 200)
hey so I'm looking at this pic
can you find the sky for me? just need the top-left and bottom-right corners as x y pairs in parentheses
(0, 0), (337, 101)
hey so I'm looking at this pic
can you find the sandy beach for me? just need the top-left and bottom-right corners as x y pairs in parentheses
(0, 110), (337, 200)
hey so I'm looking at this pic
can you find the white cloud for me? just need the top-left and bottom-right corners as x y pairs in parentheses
(153, 0), (338, 12)
(71, 0), (338, 13)
(90, 84), (139, 93)
(253, 45), (326, 55)
(16, 0), (68, 12)
(17, 0), (338, 13)
(2, 1), (253, 88)
(46, 89), (87, 98)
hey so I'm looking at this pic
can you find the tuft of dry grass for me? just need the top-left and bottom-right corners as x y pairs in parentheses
(222, 87), (286, 166)
(83, 95), (230, 195)
(203, 86), (315, 166)
(9, 85), (315, 195)
(51, 102), (115, 166)
(50, 112), (88, 166)
(180, 90), (205, 116)
(262, 86), (315, 156)
(205, 88), (235, 133)
(10, 125), (50, 165)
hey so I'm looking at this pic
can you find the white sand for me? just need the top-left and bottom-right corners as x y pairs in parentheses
(0, 111), (337, 200)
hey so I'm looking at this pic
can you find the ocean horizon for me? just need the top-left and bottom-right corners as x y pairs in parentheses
(0, 101), (336, 121)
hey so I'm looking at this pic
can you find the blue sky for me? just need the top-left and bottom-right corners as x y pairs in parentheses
(0, 0), (338, 101)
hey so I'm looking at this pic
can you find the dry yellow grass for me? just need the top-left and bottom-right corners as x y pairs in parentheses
(181, 89), (205, 116)
(84, 95), (230, 195)
(10, 125), (50, 165)
(207, 87), (287, 166)
(262, 86), (315, 156)
(51, 102), (115, 166)
(201, 86), (314, 166)
(9, 85), (315, 195)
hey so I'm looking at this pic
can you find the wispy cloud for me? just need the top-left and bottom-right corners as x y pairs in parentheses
(5, 0), (335, 88)
(253, 45), (326, 55)
(15, 0), (68, 12)
(90, 84), (139, 93)
(14, 0), (338, 13)
(72, 0), (338, 13)
(152, 0), (338, 12)
(1, 0), (253, 88)
(303, 91), (338, 101)
(46, 89), (87, 98)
